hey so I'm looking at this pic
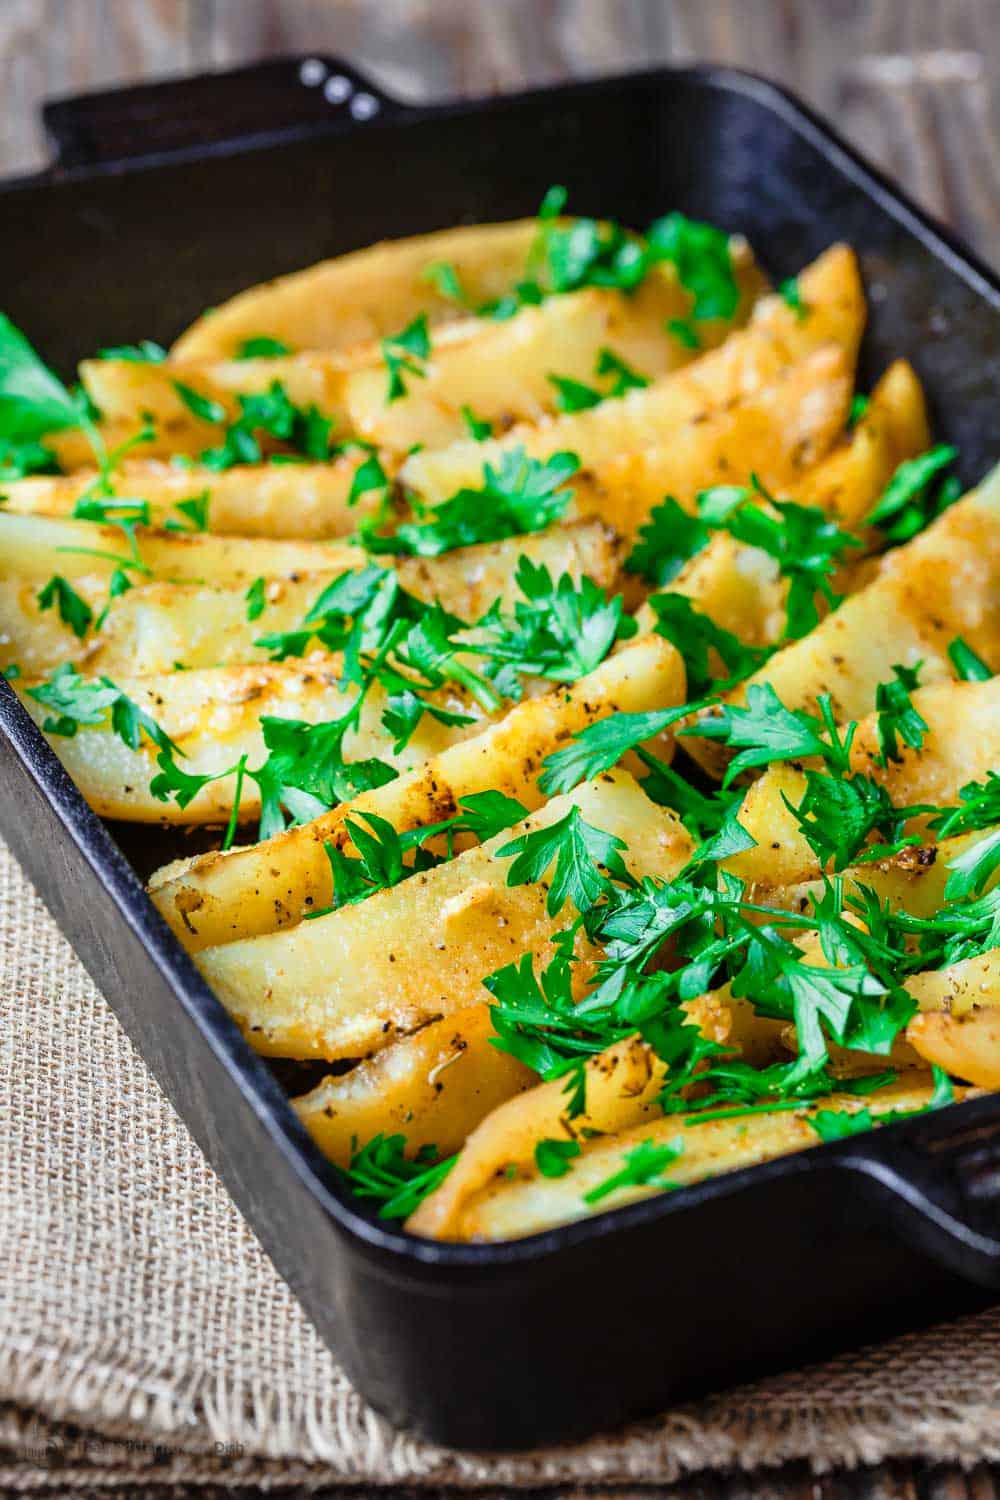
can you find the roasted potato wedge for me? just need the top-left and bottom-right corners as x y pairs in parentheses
(686, 462), (1000, 777)
(18, 661), (492, 823)
(148, 631), (685, 949)
(0, 519), (619, 677)
(401, 245), (864, 505)
(195, 771), (694, 1061)
(409, 1076), (962, 1241)
(0, 457), (384, 540)
(722, 677), (1000, 888)
(294, 1004), (537, 1164)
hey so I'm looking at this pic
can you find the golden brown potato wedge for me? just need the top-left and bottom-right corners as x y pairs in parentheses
(18, 661), (491, 823)
(403, 1000), (732, 1238)
(410, 1076), (961, 1241)
(0, 510), (363, 585)
(148, 631), (685, 950)
(80, 349), (362, 434)
(401, 245), (864, 505)
(343, 273), (761, 454)
(195, 771), (694, 1061)
(722, 677), (1000, 889)
(568, 342), (852, 548)
(172, 220), (545, 359)
(907, 949), (1000, 1087)
(686, 462), (1000, 778)
(0, 518), (618, 677)
(755, 829), (997, 920)
(171, 219), (763, 361)
(294, 1005), (537, 1164)
(627, 358), (931, 645)
(0, 455), (383, 539)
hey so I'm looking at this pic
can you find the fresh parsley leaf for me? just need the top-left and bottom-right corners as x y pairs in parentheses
(337, 1133), (456, 1220)
(548, 373), (603, 412)
(498, 803), (634, 917)
(348, 450), (392, 510)
(36, 575), (93, 639)
(948, 636), (992, 682)
(172, 382), (226, 425)
(381, 314), (430, 403)
(874, 662), (928, 765)
(534, 1137), (582, 1178)
(537, 704), (701, 797)
(0, 313), (90, 442)
(26, 663), (119, 736)
(421, 261), (467, 305)
(0, 436), (59, 480)
(96, 340), (168, 362)
(787, 769), (909, 872)
(582, 1137), (684, 1204)
(164, 491), (210, 533)
(460, 405), (492, 441)
(595, 347), (649, 395)
(685, 684), (855, 785)
(847, 393), (869, 428)
(624, 495), (709, 586)
(866, 444), (959, 543)
(245, 576), (266, 622)
(930, 774), (1000, 839)
(649, 592), (770, 695)
(366, 447), (577, 558)
(777, 277), (807, 318)
(697, 480), (861, 639)
(667, 317), (701, 349)
(646, 213), (738, 321)
(944, 827), (1000, 901)
(471, 557), (633, 685)
(236, 336), (292, 358)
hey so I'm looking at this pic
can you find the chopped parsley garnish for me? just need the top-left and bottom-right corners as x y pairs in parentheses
(583, 1137), (684, 1203)
(164, 491), (210, 533)
(236, 336), (292, 358)
(172, 382), (226, 425)
(534, 1137), (582, 1178)
(460, 405), (493, 441)
(873, 662), (928, 765)
(866, 444), (959, 543)
(682, 684), (855, 784)
(538, 704), (701, 797)
(421, 261), (468, 305)
(646, 213), (739, 321)
(26, 664), (180, 759)
(548, 347), (649, 413)
(948, 637), (992, 682)
(96, 340), (168, 362)
(498, 803), (635, 917)
(649, 593), (771, 696)
(312, 792), (528, 917)
(777, 277), (807, 319)
(697, 479), (862, 639)
(847, 393), (869, 428)
(930, 773), (1000, 839)
(245, 576), (266, 622)
(667, 317), (701, 349)
(364, 446), (577, 558)
(36, 575), (93, 639)
(191, 380), (335, 470)
(381, 314), (430, 403)
(624, 496), (710, 587)
(337, 1134), (456, 1220)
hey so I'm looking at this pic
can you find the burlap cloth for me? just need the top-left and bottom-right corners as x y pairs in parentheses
(2, 834), (1000, 1493)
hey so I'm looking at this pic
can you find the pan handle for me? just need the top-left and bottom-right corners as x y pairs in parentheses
(847, 1099), (1000, 1288)
(42, 56), (417, 172)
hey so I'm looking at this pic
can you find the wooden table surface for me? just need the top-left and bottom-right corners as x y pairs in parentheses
(3, 2), (997, 1496)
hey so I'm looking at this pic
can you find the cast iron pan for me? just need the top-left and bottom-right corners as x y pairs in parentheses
(1, 59), (999, 1449)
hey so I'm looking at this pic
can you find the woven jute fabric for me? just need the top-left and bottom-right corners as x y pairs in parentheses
(2, 836), (1000, 1492)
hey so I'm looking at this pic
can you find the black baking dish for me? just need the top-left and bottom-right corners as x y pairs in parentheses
(1, 60), (999, 1451)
